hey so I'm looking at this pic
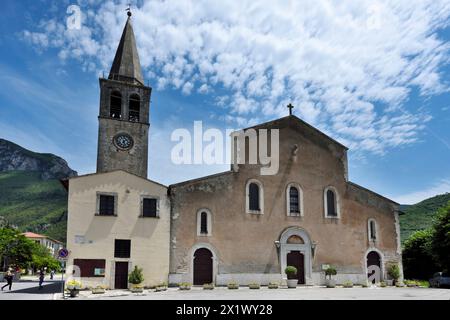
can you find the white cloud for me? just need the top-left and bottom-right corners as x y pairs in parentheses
(22, 0), (450, 154)
(393, 179), (450, 204)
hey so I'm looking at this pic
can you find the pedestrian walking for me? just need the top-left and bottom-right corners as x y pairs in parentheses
(1, 268), (14, 291)
(38, 269), (45, 290)
(50, 269), (55, 280)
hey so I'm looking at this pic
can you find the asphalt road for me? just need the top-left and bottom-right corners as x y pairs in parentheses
(0, 280), (62, 300)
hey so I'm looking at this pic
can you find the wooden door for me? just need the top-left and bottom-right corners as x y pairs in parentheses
(114, 262), (129, 289)
(193, 248), (213, 285)
(287, 251), (305, 284)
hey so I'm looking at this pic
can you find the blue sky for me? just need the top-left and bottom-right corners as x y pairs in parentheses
(1, 0), (449, 204)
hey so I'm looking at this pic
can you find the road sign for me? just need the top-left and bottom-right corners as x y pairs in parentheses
(58, 248), (69, 259)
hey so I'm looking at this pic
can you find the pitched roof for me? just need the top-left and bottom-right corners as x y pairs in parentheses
(108, 16), (144, 85)
(22, 232), (63, 243)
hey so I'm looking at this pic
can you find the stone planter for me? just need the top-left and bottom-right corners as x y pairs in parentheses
(203, 283), (214, 290)
(325, 279), (336, 288)
(179, 285), (191, 290)
(287, 279), (298, 288)
(130, 286), (144, 293)
(68, 289), (79, 298)
(268, 283), (279, 289)
(385, 280), (393, 286)
(248, 284), (260, 289)
(92, 288), (105, 294)
(155, 286), (167, 292)
(227, 283), (239, 289)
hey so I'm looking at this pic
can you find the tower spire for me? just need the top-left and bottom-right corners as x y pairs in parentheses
(108, 11), (144, 85)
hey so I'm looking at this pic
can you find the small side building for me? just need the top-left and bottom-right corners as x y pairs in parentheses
(66, 170), (170, 289)
(22, 232), (64, 258)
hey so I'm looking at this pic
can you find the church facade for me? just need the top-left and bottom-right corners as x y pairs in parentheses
(65, 14), (403, 289)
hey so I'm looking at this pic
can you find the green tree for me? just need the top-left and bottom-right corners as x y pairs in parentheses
(431, 202), (450, 272)
(128, 265), (144, 284)
(31, 244), (61, 272)
(402, 229), (438, 279)
(0, 227), (35, 270)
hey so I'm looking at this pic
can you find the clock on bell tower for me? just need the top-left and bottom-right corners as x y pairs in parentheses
(96, 11), (151, 179)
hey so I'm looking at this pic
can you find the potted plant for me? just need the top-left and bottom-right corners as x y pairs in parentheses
(227, 281), (239, 289)
(405, 280), (419, 287)
(387, 264), (400, 286)
(179, 282), (192, 290)
(325, 267), (337, 288)
(92, 285), (106, 294)
(379, 281), (386, 287)
(203, 283), (214, 290)
(248, 282), (260, 289)
(343, 280), (353, 288)
(128, 265), (144, 293)
(285, 266), (298, 288)
(155, 282), (168, 292)
(66, 279), (81, 297)
(268, 282), (279, 289)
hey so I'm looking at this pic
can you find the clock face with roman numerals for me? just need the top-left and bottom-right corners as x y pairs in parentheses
(113, 133), (134, 150)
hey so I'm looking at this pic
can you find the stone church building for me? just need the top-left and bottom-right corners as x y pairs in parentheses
(65, 13), (403, 289)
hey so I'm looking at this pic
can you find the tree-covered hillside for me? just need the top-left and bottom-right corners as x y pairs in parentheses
(0, 171), (68, 242)
(399, 193), (450, 244)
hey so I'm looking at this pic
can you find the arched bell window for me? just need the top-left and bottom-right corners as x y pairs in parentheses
(110, 91), (122, 119)
(129, 94), (140, 122)
(368, 219), (378, 242)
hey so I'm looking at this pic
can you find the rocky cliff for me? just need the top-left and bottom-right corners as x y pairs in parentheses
(0, 138), (77, 179)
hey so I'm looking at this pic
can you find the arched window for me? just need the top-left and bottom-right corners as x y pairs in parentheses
(110, 91), (122, 119)
(249, 183), (260, 211)
(129, 94), (140, 122)
(286, 183), (303, 216)
(324, 187), (339, 218)
(197, 209), (212, 236)
(246, 179), (264, 214)
(368, 219), (377, 241)
(200, 212), (208, 234)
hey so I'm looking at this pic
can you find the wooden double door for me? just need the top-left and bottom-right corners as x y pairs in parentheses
(287, 251), (305, 284)
(193, 248), (213, 285)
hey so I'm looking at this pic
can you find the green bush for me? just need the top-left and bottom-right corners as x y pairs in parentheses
(325, 267), (337, 279)
(387, 264), (400, 282)
(285, 266), (297, 279)
(431, 202), (450, 273)
(128, 266), (144, 285)
(402, 229), (437, 280)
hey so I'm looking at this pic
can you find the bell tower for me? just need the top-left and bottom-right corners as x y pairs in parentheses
(96, 11), (151, 178)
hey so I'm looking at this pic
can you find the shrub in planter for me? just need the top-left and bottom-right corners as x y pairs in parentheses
(179, 282), (192, 290)
(227, 281), (239, 289)
(379, 281), (386, 288)
(395, 281), (405, 287)
(66, 280), (82, 297)
(404, 280), (419, 287)
(92, 285), (106, 294)
(155, 282), (168, 292)
(361, 281), (369, 288)
(203, 283), (215, 290)
(325, 267), (337, 288)
(268, 282), (279, 289)
(343, 281), (353, 288)
(387, 264), (400, 285)
(285, 266), (298, 288)
(248, 283), (260, 289)
(128, 266), (144, 292)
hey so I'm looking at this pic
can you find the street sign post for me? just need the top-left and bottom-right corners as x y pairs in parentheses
(58, 248), (69, 299)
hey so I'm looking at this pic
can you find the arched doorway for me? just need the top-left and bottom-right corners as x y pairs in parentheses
(193, 248), (213, 285)
(279, 227), (313, 285)
(366, 251), (381, 283)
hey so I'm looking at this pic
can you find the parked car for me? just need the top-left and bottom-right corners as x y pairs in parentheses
(429, 272), (450, 288)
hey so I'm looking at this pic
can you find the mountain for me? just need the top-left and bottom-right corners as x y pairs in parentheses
(0, 139), (77, 243)
(399, 193), (450, 244)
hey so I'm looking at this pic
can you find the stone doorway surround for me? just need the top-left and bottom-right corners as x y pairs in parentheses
(279, 227), (313, 285)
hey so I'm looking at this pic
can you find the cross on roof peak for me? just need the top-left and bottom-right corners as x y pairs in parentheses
(287, 103), (294, 116)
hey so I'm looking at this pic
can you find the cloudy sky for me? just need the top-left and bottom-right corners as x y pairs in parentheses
(1, 0), (449, 204)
